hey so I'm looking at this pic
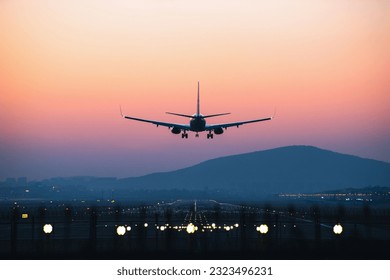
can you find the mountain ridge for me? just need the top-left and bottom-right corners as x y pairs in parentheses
(2, 145), (390, 201)
(117, 145), (390, 197)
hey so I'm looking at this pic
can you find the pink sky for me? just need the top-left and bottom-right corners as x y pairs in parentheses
(1, 0), (389, 180)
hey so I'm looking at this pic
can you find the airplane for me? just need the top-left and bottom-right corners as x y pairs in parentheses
(120, 82), (272, 139)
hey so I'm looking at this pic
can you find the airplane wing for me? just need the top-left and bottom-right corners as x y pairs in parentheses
(121, 110), (190, 130)
(206, 117), (272, 130)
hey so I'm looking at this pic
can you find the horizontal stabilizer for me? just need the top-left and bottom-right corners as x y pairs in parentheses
(203, 113), (231, 118)
(166, 112), (193, 118)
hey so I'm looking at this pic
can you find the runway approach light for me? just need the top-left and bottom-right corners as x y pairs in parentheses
(333, 224), (343, 235)
(256, 224), (269, 234)
(116, 226), (126, 236)
(43, 224), (53, 234)
(186, 223), (196, 234)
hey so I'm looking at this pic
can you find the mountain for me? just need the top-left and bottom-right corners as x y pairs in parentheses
(117, 146), (390, 199)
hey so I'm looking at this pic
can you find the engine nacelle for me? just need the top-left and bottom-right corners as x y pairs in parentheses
(171, 127), (181, 134)
(214, 127), (224, 135)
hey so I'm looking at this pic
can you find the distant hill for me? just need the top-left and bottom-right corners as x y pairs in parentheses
(116, 145), (390, 199)
(3, 146), (390, 201)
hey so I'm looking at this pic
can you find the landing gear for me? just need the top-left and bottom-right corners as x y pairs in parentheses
(182, 132), (188, 139)
(207, 132), (213, 139)
(195, 133), (199, 138)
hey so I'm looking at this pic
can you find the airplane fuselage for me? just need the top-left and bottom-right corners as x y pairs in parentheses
(189, 115), (206, 132)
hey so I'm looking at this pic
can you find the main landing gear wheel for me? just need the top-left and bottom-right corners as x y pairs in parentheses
(207, 132), (213, 139)
(182, 133), (188, 139)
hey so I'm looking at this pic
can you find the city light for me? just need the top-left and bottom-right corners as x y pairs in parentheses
(116, 226), (126, 236)
(21, 213), (28, 219)
(160, 226), (166, 231)
(144, 223), (148, 228)
(126, 226), (131, 232)
(333, 224), (343, 235)
(43, 224), (53, 234)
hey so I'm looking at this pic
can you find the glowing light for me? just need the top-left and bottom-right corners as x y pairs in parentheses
(116, 226), (126, 236)
(211, 223), (216, 229)
(126, 226), (131, 231)
(160, 226), (166, 231)
(43, 224), (53, 234)
(186, 223), (196, 234)
(225, 226), (231, 231)
(333, 224), (343, 235)
(234, 223), (239, 228)
(144, 223), (148, 228)
(21, 213), (29, 219)
(257, 224), (268, 234)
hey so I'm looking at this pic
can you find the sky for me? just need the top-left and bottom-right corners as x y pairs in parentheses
(1, 0), (389, 180)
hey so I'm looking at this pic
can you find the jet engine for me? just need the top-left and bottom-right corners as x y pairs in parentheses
(214, 127), (224, 135)
(171, 127), (181, 134)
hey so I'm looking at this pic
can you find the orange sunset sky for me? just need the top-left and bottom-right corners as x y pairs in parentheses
(1, 0), (389, 180)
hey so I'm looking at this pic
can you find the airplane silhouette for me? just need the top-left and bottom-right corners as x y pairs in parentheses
(121, 82), (272, 139)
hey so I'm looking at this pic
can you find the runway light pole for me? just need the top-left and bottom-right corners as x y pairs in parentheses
(186, 223), (196, 234)
(333, 224), (343, 235)
(116, 226), (126, 236)
(256, 224), (269, 234)
(43, 224), (53, 234)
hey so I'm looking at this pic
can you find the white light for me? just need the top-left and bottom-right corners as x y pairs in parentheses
(144, 223), (148, 228)
(234, 223), (239, 228)
(116, 226), (126, 236)
(160, 226), (165, 231)
(333, 224), (343, 235)
(126, 226), (131, 231)
(43, 224), (53, 234)
(259, 224), (269, 234)
(186, 223), (196, 234)
(225, 226), (231, 231)
(211, 223), (216, 229)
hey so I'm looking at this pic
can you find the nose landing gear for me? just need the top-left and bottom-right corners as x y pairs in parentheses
(182, 132), (188, 138)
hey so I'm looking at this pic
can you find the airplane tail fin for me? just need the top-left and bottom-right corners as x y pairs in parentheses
(197, 81), (200, 116)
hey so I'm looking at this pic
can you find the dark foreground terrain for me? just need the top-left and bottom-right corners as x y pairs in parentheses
(1, 199), (389, 259)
